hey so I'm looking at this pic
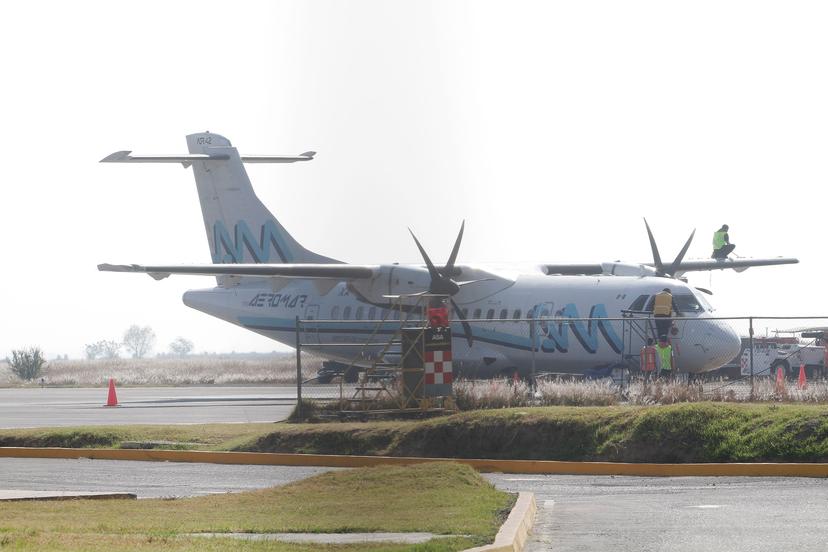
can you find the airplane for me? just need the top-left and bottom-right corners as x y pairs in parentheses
(98, 132), (799, 379)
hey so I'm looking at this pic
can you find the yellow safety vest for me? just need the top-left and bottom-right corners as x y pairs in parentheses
(656, 343), (673, 371)
(712, 230), (727, 249)
(653, 292), (672, 316)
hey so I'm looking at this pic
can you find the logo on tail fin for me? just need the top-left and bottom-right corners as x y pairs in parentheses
(213, 221), (293, 263)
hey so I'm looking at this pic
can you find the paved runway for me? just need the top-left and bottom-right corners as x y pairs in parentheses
(487, 473), (828, 552)
(0, 458), (335, 498)
(0, 386), (302, 428)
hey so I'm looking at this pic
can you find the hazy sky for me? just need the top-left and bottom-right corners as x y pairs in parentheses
(0, 1), (825, 358)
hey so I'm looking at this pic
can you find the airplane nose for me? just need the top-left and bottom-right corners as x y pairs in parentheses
(680, 319), (742, 373)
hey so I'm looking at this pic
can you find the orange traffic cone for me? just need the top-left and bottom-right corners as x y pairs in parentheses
(105, 378), (118, 407)
(798, 364), (807, 390)
(775, 365), (785, 392)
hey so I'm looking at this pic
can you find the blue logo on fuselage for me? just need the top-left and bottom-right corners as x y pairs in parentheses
(212, 221), (292, 263)
(534, 303), (623, 354)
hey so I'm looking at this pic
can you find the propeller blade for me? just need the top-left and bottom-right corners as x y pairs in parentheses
(450, 299), (474, 347)
(443, 220), (465, 278)
(667, 229), (696, 276)
(408, 228), (442, 283)
(643, 218), (664, 274)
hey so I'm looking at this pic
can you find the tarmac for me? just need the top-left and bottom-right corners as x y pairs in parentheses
(0, 385), (299, 428)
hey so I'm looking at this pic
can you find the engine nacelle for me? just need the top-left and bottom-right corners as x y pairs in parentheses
(348, 264), (433, 303)
(600, 262), (658, 277)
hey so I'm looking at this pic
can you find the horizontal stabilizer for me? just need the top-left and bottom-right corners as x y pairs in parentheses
(98, 263), (375, 280)
(100, 151), (315, 168)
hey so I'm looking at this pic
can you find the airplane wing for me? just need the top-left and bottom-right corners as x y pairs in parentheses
(651, 257), (799, 273)
(541, 264), (604, 275)
(98, 263), (376, 281)
(541, 257), (798, 277)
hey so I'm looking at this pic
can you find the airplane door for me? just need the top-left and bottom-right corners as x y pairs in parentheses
(303, 304), (320, 344)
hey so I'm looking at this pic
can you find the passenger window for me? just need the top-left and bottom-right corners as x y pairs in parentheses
(331, 306), (340, 320)
(355, 306), (364, 320)
(368, 307), (376, 320)
(486, 309), (495, 320)
(473, 308), (481, 319)
(513, 309), (522, 320)
(343, 306), (352, 320)
(462, 308), (469, 319)
(500, 308), (508, 320)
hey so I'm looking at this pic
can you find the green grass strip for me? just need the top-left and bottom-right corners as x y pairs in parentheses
(0, 463), (510, 551)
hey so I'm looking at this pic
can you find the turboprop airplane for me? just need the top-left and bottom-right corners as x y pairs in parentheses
(98, 132), (799, 378)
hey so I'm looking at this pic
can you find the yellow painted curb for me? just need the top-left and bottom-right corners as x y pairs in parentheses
(1, 447), (827, 477)
(463, 492), (536, 552)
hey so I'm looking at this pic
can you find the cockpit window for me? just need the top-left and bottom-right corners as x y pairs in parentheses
(627, 294), (650, 312)
(673, 293), (703, 314)
(692, 289), (714, 312)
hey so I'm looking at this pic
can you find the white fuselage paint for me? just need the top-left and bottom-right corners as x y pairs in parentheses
(182, 273), (741, 378)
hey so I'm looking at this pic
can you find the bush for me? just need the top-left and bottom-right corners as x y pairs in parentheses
(8, 347), (46, 381)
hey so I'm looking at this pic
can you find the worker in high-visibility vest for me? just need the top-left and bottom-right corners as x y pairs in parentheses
(652, 288), (673, 340)
(711, 224), (736, 259)
(640, 338), (657, 381)
(655, 338), (674, 380)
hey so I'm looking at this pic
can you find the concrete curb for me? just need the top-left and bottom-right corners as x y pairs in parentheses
(463, 492), (536, 552)
(1, 447), (828, 477)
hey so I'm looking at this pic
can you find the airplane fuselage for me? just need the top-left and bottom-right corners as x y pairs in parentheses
(183, 273), (741, 377)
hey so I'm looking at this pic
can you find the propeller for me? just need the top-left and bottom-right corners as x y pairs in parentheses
(408, 221), (475, 346)
(643, 218), (696, 278)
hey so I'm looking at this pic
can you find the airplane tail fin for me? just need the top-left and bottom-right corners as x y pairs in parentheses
(185, 132), (337, 264)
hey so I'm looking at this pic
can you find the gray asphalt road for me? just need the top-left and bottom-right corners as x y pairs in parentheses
(0, 458), (336, 498)
(486, 474), (828, 552)
(0, 386), (305, 428)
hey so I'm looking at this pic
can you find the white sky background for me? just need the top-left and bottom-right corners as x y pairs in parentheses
(0, 1), (824, 358)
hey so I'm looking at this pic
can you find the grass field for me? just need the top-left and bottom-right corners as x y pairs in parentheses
(0, 462), (513, 551)
(5, 402), (828, 463)
(0, 354), (324, 387)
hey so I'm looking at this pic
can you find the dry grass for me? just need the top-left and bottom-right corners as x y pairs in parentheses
(453, 377), (828, 409)
(0, 354), (324, 387)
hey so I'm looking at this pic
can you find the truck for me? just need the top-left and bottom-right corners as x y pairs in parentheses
(740, 335), (827, 379)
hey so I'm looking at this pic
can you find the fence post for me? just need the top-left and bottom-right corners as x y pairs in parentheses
(295, 315), (302, 419)
(530, 318), (537, 389)
(749, 316), (754, 395)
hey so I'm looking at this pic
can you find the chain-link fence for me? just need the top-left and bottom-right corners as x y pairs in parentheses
(294, 314), (828, 411)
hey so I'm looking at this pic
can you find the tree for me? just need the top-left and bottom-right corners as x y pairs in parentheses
(8, 347), (46, 381)
(84, 342), (101, 360)
(84, 340), (121, 360)
(122, 325), (155, 359)
(169, 337), (194, 357)
(99, 340), (121, 359)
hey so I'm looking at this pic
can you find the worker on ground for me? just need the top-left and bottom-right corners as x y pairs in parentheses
(655, 337), (674, 380)
(652, 288), (673, 340)
(640, 338), (657, 382)
(711, 224), (735, 259)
